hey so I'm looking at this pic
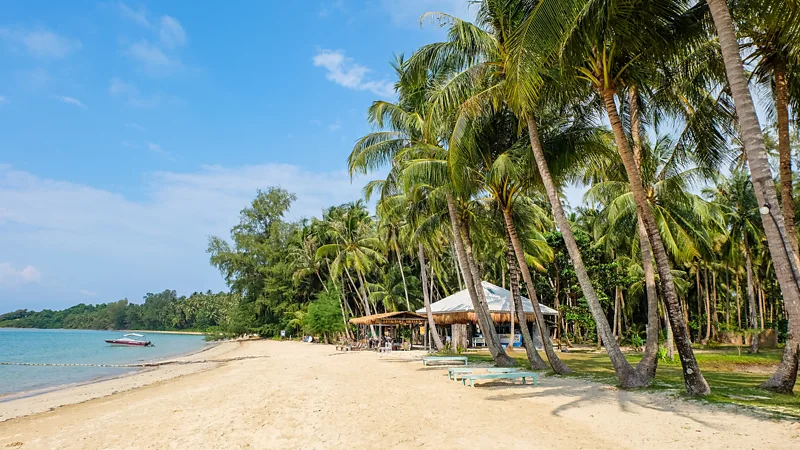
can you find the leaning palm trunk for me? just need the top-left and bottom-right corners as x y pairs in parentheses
(745, 238), (759, 353)
(775, 67), (799, 255)
(527, 115), (655, 381)
(505, 233), (549, 369)
(502, 209), (569, 373)
(346, 268), (376, 337)
(707, 0), (800, 393)
(394, 238), (411, 311)
(600, 94), (710, 395)
(445, 193), (515, 366)
(419, 243), (444, 351)
(356, 269), (377, 338)
(630, 89), (660, 377)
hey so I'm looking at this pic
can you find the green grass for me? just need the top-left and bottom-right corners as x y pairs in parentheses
(465, 347), (800, 420)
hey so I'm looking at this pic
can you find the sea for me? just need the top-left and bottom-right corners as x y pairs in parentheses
(0, 328), (208, 397)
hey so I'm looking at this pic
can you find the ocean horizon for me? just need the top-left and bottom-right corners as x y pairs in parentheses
(0, 328), (208, 397)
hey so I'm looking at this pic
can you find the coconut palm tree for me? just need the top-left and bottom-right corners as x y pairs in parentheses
(705, 0), (800, 393)
(349, 56), (514, 364)
(316, 201), (385, 337)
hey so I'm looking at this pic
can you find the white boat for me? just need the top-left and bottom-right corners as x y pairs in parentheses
(105, 333), (154, 347)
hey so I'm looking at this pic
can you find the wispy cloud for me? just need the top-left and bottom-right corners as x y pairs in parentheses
(159, 15), (186, 48)
(79, 289), (97, 297)
(0, 27), (81, 59)
(328, 119), (342, 131)
(126, 40), (183, 76)
(0, 96), (7, 104)
(146, 142), (174, 160)
(125, 123), (147, 132)
(109, 77), (173, 108)
(310, 119), (322, 126)
(117, 2), (150, 27)
(0, 263), (42, 287)
(312, 49), (394, 97)
(57, 96), (86, 108)
(0, 164), (364, 304)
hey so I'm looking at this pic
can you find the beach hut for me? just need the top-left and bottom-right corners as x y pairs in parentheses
(348, 311), (427, 350)
(415, 281), (558, 350)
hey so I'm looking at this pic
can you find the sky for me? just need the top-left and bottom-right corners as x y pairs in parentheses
(0, 0), (492, 311)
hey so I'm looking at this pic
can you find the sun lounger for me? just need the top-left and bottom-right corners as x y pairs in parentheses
(448, 367), (519, 381)
(460, 371), (538, 387)
(422, 356), (468, 366)
(448, 367), (475, 380)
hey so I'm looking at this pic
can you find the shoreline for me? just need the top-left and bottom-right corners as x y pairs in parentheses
(0, 339), (243, 422)
(2, 340), (797, 448)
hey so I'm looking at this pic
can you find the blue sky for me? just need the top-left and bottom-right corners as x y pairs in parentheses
(0, 0), (481, 311)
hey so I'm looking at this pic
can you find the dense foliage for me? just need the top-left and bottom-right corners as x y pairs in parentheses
(0, 290), (235, 332)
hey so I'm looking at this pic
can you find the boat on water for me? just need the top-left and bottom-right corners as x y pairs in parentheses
(105, 333), (154, 347)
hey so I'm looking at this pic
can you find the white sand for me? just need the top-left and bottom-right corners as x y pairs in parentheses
(1, 340), (798, 449)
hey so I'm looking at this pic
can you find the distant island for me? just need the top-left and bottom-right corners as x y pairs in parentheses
(0, 290), (233, 335)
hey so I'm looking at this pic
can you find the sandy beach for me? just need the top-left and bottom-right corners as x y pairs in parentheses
(1, 340), (798, 449)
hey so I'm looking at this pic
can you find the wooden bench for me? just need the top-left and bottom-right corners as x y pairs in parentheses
(422, 356), (468, 366)
(460, 371), (539, 387)
(448, 367), (520, 381)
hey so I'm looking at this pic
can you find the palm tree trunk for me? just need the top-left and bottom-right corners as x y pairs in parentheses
(704, 268), (712, 343)
(736, 272), (742, 328)
(502, 207), (571, 374)
(711, 271), (719, 341)
(602, 91), (709, 395)
(418, 243), (444, 351)
(775, 67), (799, 254)
(696, 267), (703, 342)
(394, 238), (411, 311)
(526, 115), (651, 383)
(505, 234), (548, 370)
(445, 193), (514, 366)
(348, 268), (375, 337)
(745, 237), (759, 353)
(663, 300), (675, 361)
(630, 86), (659, 376)
(707, 0), (800, 393)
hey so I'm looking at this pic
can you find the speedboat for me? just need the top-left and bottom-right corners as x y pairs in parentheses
(105, 333), (154, 347)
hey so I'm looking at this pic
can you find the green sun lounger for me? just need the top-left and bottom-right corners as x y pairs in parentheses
(422, 356), (468, 366)
(460, 371), (539, 387)
(448, 367), (520, 381)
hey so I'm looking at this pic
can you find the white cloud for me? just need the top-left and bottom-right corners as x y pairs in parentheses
(126, 40), (182, 76)
(57, 96), (86, 108)
(109, 77), (169, 108)
(159, 15), (186, 48)
(79, 289), (97, 297)
(146, 142), (174, 160)
(312, 49), (395, 97)
(0, 263), (42, 287)
(0, 27), (81, 59)
(125, 123), (147, 132)
(117, 2), (150, 27)
(328, 119), (342, 131)
(0, 164), (364, 303)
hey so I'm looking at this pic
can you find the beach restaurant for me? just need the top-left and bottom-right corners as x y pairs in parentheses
(415, 281), (558, 350)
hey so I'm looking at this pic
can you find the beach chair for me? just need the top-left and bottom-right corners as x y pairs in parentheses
(460, 371), (539, 387)
(378, 341), (392, 353)
(421, 356), (469, 366)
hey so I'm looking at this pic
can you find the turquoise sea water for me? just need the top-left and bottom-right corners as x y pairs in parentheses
(0, 328), (208, 397)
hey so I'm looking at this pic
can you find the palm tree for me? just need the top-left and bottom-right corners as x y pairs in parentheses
(349, 56), (513, 364)
(316, 201), (385, 338)
(705, 171), (764, 352)
(520, 0), (711, 394)
(706, 0), (800, 393)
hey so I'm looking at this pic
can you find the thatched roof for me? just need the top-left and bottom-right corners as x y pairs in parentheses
(348, 311), (427, 325)
(416, 281), (558, 325)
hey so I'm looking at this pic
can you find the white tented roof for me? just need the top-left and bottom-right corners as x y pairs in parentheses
(416, 281), (558, 316)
